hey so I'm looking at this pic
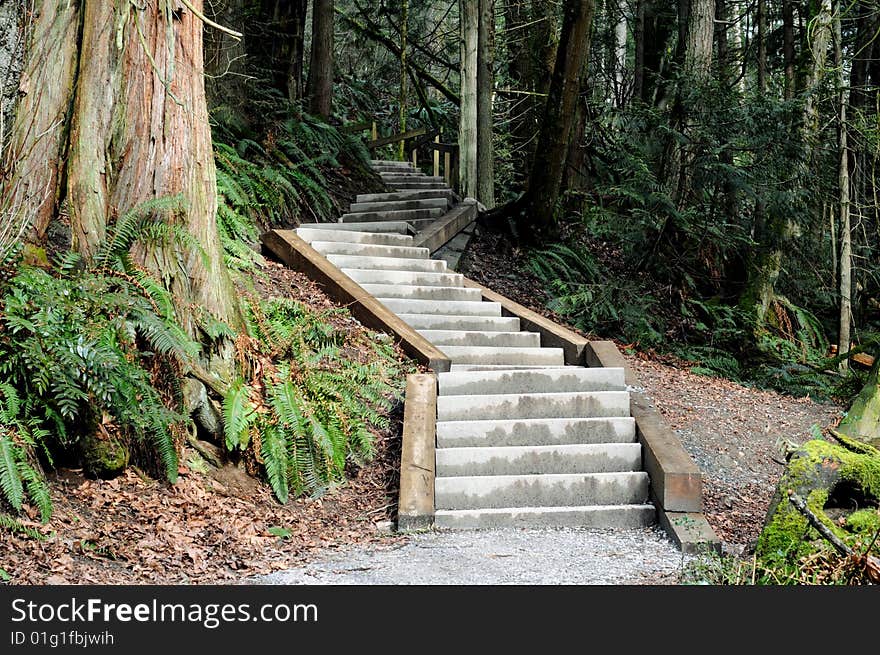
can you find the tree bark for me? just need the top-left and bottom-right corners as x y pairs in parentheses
(477, 0), (495, 208)
(613, 0), (628, 105)
(783, 0), (796, 100)
(459, 0), (479, 198)
(503, 0), (595, 241)
(757, 0), (767, 93)
(835, 2), (851, 373)
(7, 0), (242, 351)
(307, 0), (334, 118)
(287, 0), (309, 104)
(399, 0), (408, 160)
(1, 0), (80, 243)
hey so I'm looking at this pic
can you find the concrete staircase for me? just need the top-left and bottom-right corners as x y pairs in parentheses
(294, 175), (656, 529)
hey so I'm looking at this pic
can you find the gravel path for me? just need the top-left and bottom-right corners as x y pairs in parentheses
(253, 526), (688, 585)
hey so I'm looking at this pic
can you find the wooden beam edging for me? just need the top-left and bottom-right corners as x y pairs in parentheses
(260, 230), (452, 373)
(397, 373), (437, 531)
(459, 277), (590, 366)
(584, 340), (720, 554)
(413, 202), (478, 253)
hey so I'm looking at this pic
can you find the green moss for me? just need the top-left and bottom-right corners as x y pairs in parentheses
(756, 438), (880, 571)
(845, 509), (880, 535)
(82, 431), (129, 479)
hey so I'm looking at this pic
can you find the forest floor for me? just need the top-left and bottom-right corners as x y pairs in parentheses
(1, 228), (846, 584)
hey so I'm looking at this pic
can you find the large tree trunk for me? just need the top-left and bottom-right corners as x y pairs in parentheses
(307, 0), (334, 118)
(500, 0), (594, 241)
(459, 0), (479, 198)
(7, 0), (242, 352)
(477, 0), (495, 208)
(834, 2), (852, 374)
(1, 0), (80, 243)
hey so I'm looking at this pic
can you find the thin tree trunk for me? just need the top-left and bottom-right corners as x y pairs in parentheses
(757, 0), (767, 93)
(459, 0), (479, 198)
(504, 0), (533, 184)
(399, 0), (408, 161)
(783, 0), (795, 99)
(835, 2), (851, 372)
(633, 0), (645, 101)
(613, 0), (628, 105)
(307, 0), (334, 118)
(803, 0), (832, 136)
(287, 0), (309, 104)
(477, 0), (495, 208)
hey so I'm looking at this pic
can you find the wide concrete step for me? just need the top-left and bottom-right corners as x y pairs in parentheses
(434, 504), (656, 529)
(298, 221), (413, 234)
(349, 198), (450, 213)
(326, 254), (446, 273)
(437, 368), (627, 396)
(390, 181), (451, 190)
(341, 269), (464, 288)
(295, 228), (413, 247)
(355, 190), (455, 204)
(380, 174), (446, 184)
(371, 159), (415, 168)
(359, 284), (481, 301)
(418, 330), (540, 348)
(397, 314), (521, 331)
(340, 208), (443, 223)
(378, 298), (501, 316)
(437, 391), (630, 421)
(448, 365), (570, 371)
(436, 417), (637, 448)
(435, 443), (642, 477)
(311, 241), (429, 259)
(438, 346), (565, 366)
(373, 166), (418, 174)
(434, 472), (650, 510)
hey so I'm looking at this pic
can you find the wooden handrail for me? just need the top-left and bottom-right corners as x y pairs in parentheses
(367, 126), (428, 149)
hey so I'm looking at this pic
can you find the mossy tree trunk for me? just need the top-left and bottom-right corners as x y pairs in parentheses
(5, 0), (242, 345)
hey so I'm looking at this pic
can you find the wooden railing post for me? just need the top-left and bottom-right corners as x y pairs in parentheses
(412, 144), (418, 167)
(433, 135), (440, 177)
(444, 151), (451, 186)
(371, 120), (378, 142)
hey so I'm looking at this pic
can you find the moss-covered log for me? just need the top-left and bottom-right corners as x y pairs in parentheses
(838, 363), (880, 448)
(756, 435), (880, 570)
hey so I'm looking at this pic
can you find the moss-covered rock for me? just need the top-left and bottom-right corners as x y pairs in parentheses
(756, 436), (880, 570)
(82, 430), (130, 479)
(838, 365), (880, 449)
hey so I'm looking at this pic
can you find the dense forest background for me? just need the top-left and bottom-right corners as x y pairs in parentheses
(0, 0), (879, 579)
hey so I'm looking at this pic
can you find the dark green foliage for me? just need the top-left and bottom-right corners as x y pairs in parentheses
(0, 204), (202, 517)
(222, 298), (414, 502)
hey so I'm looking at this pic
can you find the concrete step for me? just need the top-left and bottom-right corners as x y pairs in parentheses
(371, 159), (414, 166)
(397, 314), (521, 332)
(340, 208), (443, 223)
(434, 472), (650, 510)
(435, 417), (637, 448)
(297, 221), (413, 234)
(359, 284), (481, 301)
(326, 254), (447, 273)
(437, 368), (628, 396)
(389, 181), (451, 190)
(311, 241), (429, 259)
(448, 365), (570, 371)
(341, 269), (464, 288)
(437, 391), (631, 421)
(349, 198), (450, 213)
(377, 298), (501, 317)
(355, 190), (455, 204)
(434, 504), (656, 529)
(435, 443), (643, 477)
(380, 174), (446, 184)
(438, 346), (565, 366)
(418, 330), (540, 348)
(295, 228), (413, 247)
(373, 166), (418, 174)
